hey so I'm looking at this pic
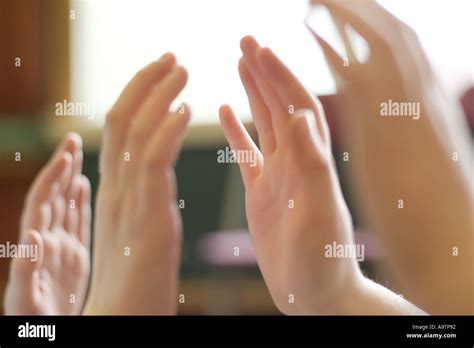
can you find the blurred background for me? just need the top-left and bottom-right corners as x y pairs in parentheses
(0, 0), (473, 314)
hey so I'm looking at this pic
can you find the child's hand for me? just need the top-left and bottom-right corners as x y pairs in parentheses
(83, 53), (190, 315)
(4, 134), (91, 315)
(219, 36), (360, 314)
(311, 0), (473, 313)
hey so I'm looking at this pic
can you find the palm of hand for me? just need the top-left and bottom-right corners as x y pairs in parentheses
(30, 226), (89, 315)
(4, 135), (90, 315)
(245, 140), (355, 314)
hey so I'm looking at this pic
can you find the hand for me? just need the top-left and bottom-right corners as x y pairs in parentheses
(83, 53), (190, 315)
(310, 0), (473, 313)
(4, 134), (91, 315)
(219, 36), (360, 314)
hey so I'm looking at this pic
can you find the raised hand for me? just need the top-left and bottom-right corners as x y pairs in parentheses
(83, 53), (190, 315)
(219, 36), (363, 314)
(220, 36), (424, 315)
(4, 134), (91, 315)
(310, 0), (473, 313)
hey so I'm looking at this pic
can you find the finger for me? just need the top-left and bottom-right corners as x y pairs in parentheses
(101, 53), (177, 181)
(122, 66), (188, 186)
(331, 12), (357, 62)
(63, 134), (84, 233)
(49, 132), (80, 158)
(305, 23), (352, 83)
(64, 132), (83, 177)
(59, 134), (82, 230)
(25, 134), (78, 207)
(130, 66), (188, 148)
(238, 59), (276, 155)
(8, 229), (44, 302)
(143, 103), (191, 171)
(53, 134), (82, 195)
(76, 175), (91, 247)
(312, 0), (396, 53)
(240, 36), (287, 141)
(139, 105), (191, 211)
(22, 152), (71, 235)
(64, 175), (82, 235)
(257, 46), (330, 144)
(50, 152), (73, 230)
(219, 104), (263, 189)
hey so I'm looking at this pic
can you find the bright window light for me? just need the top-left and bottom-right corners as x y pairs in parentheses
(70, 0), (330, 125)
(70, 0), (473, 125)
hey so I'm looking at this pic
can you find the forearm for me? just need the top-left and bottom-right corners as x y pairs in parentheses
(365, 109), (473, 313)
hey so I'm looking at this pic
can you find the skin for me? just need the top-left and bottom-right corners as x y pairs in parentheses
(219, 36), (424, 315)
(83, 53), (190, 315)
(4, 134), (91, 315)
(310, 0), (473, 314)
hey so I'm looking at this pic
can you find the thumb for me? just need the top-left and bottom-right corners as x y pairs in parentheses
(9, 229), (43, 287)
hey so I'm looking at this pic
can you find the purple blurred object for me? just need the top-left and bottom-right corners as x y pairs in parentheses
(199, 230), (257, 266)
(198, 229), (383, 266)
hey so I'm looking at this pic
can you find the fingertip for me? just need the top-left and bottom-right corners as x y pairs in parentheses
(218, 105), (226, 123)
(219, 104), (230, 114)
(80, 174), (91, 192)
(219, 104), (234, 123)
(61, 133), (82, 157)
(67, 132), (83, 149)
(159, 52), (176, 64)
(238, 56), (245, 69)
(175, 65), (188, 83)
(240, 35), (253, 50)
(258, 46), (272, 60)
(72, 174), (83, 192)
(68, 134), (84, 175)
(240, 35), (259, 53)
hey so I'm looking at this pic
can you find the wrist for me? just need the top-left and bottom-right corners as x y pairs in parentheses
(296, 268), (365, 315)
(309, 274), (426, 315)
